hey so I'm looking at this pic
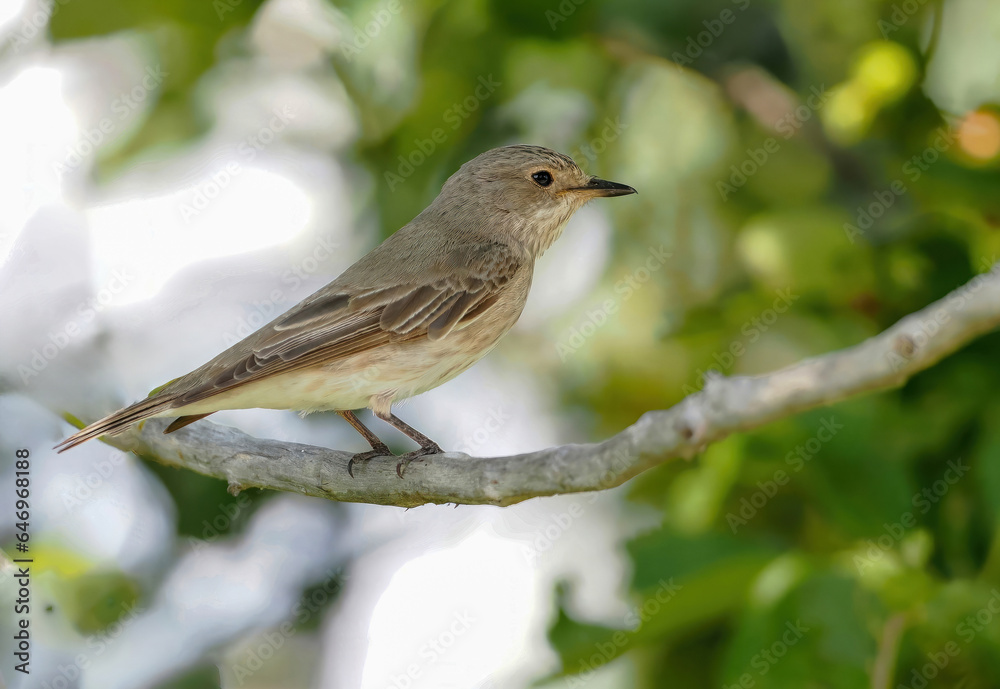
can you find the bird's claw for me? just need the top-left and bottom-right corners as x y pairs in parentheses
(395, 443), (443, 478)
(347, 445), (392, 478)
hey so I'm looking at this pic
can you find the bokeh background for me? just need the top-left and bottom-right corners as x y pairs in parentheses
(3, 0), (1000, 686)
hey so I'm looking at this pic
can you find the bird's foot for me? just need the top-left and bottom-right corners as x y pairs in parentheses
(347, 443), (393, 478)
(396, 442), (443, 478)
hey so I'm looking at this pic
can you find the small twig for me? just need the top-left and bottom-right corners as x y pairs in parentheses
(871, 613), (908, 689)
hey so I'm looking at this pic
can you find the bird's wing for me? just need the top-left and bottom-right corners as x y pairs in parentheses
(170, 241), (523, 406)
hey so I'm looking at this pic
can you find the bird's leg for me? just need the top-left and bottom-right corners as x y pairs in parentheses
(338, 410), (393, 478)
(374, 410), (444, 478)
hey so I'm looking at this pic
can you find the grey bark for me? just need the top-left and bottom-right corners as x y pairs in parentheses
(104, 265), (1000, 507)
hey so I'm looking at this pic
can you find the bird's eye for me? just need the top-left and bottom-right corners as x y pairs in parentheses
(531, 170), (553, 187)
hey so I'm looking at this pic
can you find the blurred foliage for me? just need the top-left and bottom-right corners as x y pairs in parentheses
(142, 456), (263, 539)
(152, 664), (223, 689)
(44, 0), (1000, 686)
(21, 542), (143, 634)
(54, 568), (142, 634)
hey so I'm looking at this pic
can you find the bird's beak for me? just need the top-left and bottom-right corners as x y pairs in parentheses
(566, 177), (638, 198)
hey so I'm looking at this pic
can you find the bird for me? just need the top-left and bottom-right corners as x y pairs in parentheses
(55, 145), (637, 476)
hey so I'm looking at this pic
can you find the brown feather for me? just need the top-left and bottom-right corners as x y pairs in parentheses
(167, 242), (524, 410)
(164, 414), (213, 433)
(54, 395), (179, 452)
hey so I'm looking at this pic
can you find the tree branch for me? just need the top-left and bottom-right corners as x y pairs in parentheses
(106, 265), (1000, 507)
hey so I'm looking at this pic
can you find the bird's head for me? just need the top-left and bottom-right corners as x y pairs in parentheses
(434, 145), (636, 256)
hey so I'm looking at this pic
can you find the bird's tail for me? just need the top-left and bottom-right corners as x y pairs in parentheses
(54, 395), (182, 453)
